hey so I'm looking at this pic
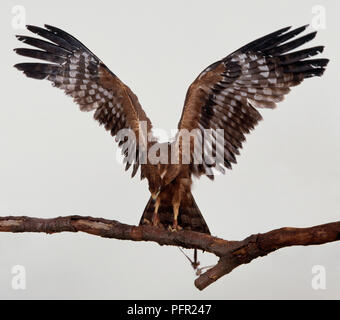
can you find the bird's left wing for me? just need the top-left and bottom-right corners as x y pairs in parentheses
(171, 25), (328, 181)
(14, 24), (154, 179)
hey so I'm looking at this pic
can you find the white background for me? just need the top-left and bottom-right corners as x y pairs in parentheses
(0, 0), (339, 299)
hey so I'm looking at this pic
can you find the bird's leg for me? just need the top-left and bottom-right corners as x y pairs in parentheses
(173, 203), (179, 229)
(152, 197), (161, 227)
(169, 202), (181, 231)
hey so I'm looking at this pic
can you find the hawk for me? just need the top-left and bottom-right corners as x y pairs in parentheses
(14, 24), (328, 236)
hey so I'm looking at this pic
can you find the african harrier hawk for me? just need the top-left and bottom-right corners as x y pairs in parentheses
(14, 24), (328, 235)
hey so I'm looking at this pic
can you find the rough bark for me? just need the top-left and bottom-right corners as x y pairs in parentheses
(0, 215), (339, 290)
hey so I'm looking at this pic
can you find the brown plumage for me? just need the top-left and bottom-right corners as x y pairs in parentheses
(14, 24), (328, 235)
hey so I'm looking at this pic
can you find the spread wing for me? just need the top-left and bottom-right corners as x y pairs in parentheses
(14, 24), (153, 179)
(176, 25), (329, 180)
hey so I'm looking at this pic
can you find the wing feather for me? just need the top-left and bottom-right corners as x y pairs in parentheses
(175, 25), (329, 179)
(14, 24), (153, 179)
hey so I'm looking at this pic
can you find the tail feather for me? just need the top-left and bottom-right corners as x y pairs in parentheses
(139, 192), (210, 235)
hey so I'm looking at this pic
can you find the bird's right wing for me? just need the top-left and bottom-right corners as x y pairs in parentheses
(14, 24), (155, 179)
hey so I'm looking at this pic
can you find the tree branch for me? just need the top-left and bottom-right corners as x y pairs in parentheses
(0, 215), (339, 290)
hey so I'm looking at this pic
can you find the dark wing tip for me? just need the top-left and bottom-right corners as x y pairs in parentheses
(13, 63), (37, 78)
(26, 24), (37, 31)
(306, 30), (318, 39)
(318, 58), (330, 66)
(44, 24), (60, 31)
(315, 45), (325, 54)
(13, 62), (57, 80)
(25, 25), (52, 38)
(235, 25), (292, 54)
(13, 62), (40, 71)
(13, 48), (25, 57)
(278, 26), (293, 33)
(13, 63), (24, 70)
(317, 59), (330, 74)
(44, 24), (64, 34)
(299, 24), (309, 31)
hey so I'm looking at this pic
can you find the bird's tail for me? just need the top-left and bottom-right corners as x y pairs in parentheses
(139, 191), (210, 234)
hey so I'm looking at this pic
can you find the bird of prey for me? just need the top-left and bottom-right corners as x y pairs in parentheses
(14, 24), (328, 236)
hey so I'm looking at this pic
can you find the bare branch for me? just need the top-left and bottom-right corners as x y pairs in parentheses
(0, 215), (339, 290)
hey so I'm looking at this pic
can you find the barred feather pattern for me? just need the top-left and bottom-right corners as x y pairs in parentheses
(14, 24), (154, 179)
(177, 25), (329, 179)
